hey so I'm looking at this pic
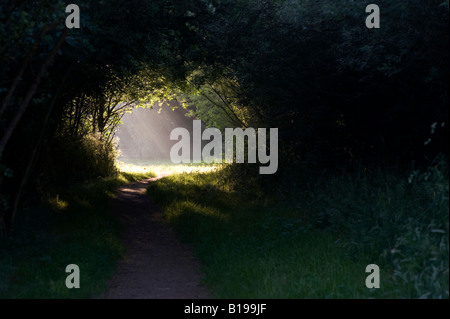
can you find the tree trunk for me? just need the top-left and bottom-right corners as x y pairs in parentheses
(9, 63), (73, 235)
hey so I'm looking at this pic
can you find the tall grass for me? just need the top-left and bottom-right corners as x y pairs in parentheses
(147, 159), (449, 298)
(297, 158), (449, 298)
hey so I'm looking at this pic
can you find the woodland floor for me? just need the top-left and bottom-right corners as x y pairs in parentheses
(99, 174), (211, 299)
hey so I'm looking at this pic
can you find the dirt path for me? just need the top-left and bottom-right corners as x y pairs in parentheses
(99, 174), (212, 299)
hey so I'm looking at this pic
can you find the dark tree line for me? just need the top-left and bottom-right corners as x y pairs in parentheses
(0, 0), (448, 235)
(186, 0), (448, 168)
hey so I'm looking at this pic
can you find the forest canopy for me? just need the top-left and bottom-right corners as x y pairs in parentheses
(0, 0), (448, 234)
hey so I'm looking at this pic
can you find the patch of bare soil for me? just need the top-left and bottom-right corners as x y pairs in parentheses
(99, 174), (211, 299)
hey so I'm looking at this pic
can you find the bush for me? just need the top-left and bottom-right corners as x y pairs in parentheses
(43, 133), (118, 183)
(296, 156), (449, 298)
(77, 133), (118, 178)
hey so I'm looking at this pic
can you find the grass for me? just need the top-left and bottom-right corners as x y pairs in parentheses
(0, 170), (154, 299)
(290, 159), (449, 299)
(2, 158), (447, 299)
(116, 159), (222, 176)
(147, 161), (449, 299)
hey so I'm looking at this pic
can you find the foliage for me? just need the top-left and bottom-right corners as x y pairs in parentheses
(184, 83), (248, 130)
(186, 0), (449, 165)
(286, 156), (449, 298)
(46, 133), (118, 182)
(0, 0), (213, 233)
(0, 2), (448, 301)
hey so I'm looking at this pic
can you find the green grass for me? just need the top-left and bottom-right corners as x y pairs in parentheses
(3, 158), (446, 299)
(0, 171), (154, 299)
(147, 161), (449, 299)
(290, 159), (449, 299)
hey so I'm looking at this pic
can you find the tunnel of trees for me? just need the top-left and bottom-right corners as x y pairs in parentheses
(0, 0), (448, 237)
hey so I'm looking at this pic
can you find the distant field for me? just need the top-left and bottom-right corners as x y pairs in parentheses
(116, 160), (224, 176)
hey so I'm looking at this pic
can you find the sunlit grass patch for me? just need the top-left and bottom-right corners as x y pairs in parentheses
(165, 200), (229, 242)
(47, 196), (69, 212)
(116, 160), (224, 176)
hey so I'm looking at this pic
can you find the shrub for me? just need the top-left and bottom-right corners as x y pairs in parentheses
(44, 133), (118, 183)
(298, 156), (449, 298)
